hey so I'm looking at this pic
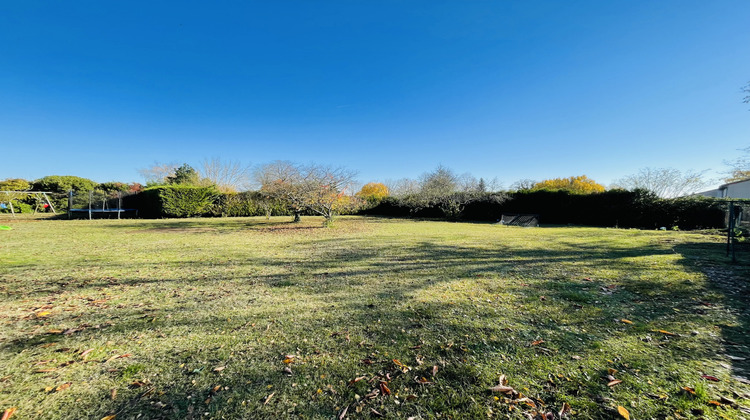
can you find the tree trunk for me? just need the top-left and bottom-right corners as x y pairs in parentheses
(293, 211), (301, 223)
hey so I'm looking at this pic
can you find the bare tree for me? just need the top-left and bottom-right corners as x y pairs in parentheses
(510, 179), (536, 191)
(724, 146), (750, 182)
(200, 158), (253, 192)
(419, 165), (458, 196)
(386, 178), (421, 197)
(457, 172), (479, 192)
(138, 162), (179, 185)
(255, 161), (358, 224)
(255, 161), (308, 222)
(611, 167), (712, 198)
(486, 177), (503, 192)
(303, 164), (359, 225)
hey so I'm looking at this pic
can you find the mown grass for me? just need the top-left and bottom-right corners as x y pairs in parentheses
(0, 216), (748, 419)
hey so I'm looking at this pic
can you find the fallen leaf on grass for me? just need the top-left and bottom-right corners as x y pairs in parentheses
(360, 358), (374, 365)
(104, 354), (131, 363)
(432, 365), (439, 377)
(379, 382), (391, 396)
(47, 329), (63, 334)
(282, 358), (294, 365)
(263, 392), (275, 405)
(607, 380), (622, 387)
(707, 400), (722, 406)
(101, 416), (116, 420)
(392, 359), (411, 372)
(617, 405), (630, 419)
(36, 311), (51, 317)
(2, 408), (16, 420)
(110, 389), (117, 400)
(653, 330), (678, 336)
(558, 402), (571, 417)
(701, 375), (719, 382)
(348, 376), (367, 386)
(682, 386), (696, 395)
(80, 349), (94, 358)
(338, 406), (348, 420)
(282, 367), (292, 376)
(363, 389), (380, 400)
(571, 355), (582, 360)
(489, 376), (515, 394)
(489, 384), (515, 393)
(212, 366), (226, 372)
(415, 377), (433, 384)
(56, 382), (72, 392)
(129, 381), (147, 388)
(620, 319), (633, 324)
(530, 340), (544, 346)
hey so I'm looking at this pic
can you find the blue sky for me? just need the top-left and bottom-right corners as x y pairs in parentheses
(1, 1), (748, 188)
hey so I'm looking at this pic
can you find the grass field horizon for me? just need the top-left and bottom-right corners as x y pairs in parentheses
(1, 216), (748, 419)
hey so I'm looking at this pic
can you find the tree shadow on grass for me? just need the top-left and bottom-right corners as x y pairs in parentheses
(3, 228), (750, 418)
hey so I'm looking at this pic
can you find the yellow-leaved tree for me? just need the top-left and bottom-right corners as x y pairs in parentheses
(532, 175), (605, 194)
(356, 182), (389, 202)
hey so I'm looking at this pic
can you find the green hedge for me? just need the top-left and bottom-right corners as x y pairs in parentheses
(211, 192), (290, 217)
(362, 190), (727, 230)
(125, 186), (219, 218)
(124, 188), (294, 218)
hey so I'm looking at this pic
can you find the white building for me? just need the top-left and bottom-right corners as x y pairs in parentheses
(696, 179), (750, 199)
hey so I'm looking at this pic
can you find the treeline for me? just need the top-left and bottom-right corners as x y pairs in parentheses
(362, 189), (727, 230)
(0, 164), (735, 230)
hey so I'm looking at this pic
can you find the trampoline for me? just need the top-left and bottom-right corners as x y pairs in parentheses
(67, 190), (138, 219)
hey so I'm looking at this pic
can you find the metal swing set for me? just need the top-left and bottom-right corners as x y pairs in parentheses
(0, 191), (57, 217)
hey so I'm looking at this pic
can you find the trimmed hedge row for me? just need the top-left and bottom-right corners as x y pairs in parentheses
(121, 186), (727, 229)
(363, 190), (726, 230)
(123, 187), (293, 218)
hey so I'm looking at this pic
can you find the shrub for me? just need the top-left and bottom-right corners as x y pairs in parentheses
(0, 178), (31, 191)
(32, 175), (97, 193)
(532, 175), (605, 194)
(356, 183), (389, 203)
(0, 200), (33, 213)
(124, 186), (218, 218)
(160, 186), (219, 217)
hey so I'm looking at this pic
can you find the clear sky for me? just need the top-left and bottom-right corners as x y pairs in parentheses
(1, 1), (748, 188)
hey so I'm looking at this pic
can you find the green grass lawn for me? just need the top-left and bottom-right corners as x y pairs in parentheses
(0, 216), (748, 419)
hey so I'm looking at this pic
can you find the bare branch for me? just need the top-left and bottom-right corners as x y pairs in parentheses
(138, 162), (178, 185)
(200, 158), (253, 192)
(611, 167), (712, 198)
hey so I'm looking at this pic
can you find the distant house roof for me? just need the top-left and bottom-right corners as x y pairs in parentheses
(695, 178), (750, 199)
(719, 178), (750, 188)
